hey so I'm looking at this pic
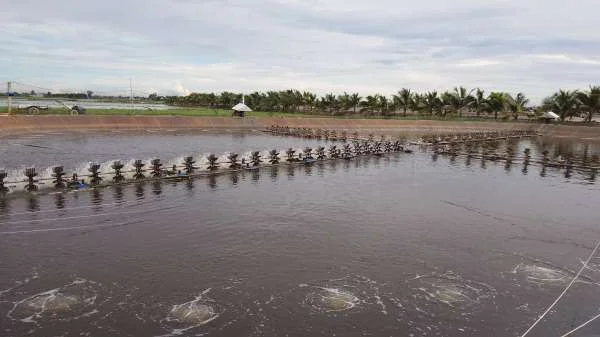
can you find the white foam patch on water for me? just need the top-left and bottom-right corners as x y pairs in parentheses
(6, 278), (100, 325)
(241, 151), (253, 161)
(195, 153), (212, 168)
(374, 294), (387, 315)
(5, 167), (26, 182)
(217, 152), (231, 164)
(404, 271), (495, 336)
(160, 288), (219, 336)
(408, 271), (496, 309)
(165, 156), (186, 169)
(512, 263), (572, 285)
(287, 274), (402, 322)
(305, 287), (359, 312)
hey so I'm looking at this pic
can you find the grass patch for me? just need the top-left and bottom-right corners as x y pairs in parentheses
(3, 107), (316, 118)
(3, 106), (584, 126)
(84, 108), (316, 118)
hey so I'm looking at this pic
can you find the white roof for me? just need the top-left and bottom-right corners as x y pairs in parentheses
(543, 111), (559, 119)
(232, 103), (252, 112)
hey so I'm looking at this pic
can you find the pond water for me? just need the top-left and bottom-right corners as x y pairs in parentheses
(1, 132), (600, 337)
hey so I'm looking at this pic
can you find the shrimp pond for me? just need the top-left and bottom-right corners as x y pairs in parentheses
(1, 130), (599, 336)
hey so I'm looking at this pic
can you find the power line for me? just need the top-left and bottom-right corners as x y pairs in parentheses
(520, 239), (600, 337)
(560, 311), (600, 336)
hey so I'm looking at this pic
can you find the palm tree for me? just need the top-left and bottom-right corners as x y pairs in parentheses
(544, 90), (579, 121)
(265, 91), (280, 111)
(302, 91), (316, 114)
(576, 86), (600, 122)
(324, 93), (338, 115)
(440, 91), (457, 116)
(423, 91), (441, 115)
(486, 92), (507, 120)
(349, 93), (361, 114)
(360, 95), (379, 114)
(452, 86), (474, 117)
(378, 95), (390, 115)
(338, 92), (351, 113)
(505, 92), (529, 120)
(472, 88), (487, 117)
(411, 93), (424, 114)
(395, 88), (413, 117)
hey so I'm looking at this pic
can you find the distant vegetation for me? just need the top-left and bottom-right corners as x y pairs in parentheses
(3, 85), (598, 121)
(164, 86), (600, 121)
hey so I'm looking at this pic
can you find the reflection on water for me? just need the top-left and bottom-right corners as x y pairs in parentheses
(431, 137), (600, 185)
(0, 196), (9, 215)
(208, 175), (217, 190)
(113, 185), (124, 203)
(152, 180), (162, 196)
(54, 193), (65, 209)
(185, 178), (194, 191)
(27, 195), (39, 212)
(269, 165), (278, 181)
(251, 169), (260, 183)
(287, 165), (295, 178)
(91, 189), (102, 212)
(135, 183), (144, 200)
(230, 172), (239, 186)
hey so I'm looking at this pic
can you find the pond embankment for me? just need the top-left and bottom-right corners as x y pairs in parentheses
(0, 115), (598, 139)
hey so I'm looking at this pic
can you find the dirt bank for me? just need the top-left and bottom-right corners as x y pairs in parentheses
(1, 115), (598, 139)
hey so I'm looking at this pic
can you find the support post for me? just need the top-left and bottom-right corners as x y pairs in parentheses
(7, 81), (12, 115)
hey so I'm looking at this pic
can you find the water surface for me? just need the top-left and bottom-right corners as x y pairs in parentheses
(1, 133), (600, 337)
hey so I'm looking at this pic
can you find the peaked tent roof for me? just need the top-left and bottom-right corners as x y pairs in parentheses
(232, 103), (252, 112)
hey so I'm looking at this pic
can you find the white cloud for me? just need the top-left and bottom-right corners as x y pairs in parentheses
(2, 0), (599, 103)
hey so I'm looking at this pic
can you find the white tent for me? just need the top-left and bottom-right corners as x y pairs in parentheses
(543, 111), (559, 120)
(232, 103), (252, 112)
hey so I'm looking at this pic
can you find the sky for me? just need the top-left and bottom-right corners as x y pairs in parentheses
(1, 0), (599, 103)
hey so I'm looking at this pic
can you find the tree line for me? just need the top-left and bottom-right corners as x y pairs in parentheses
(165, 86), (599, 121)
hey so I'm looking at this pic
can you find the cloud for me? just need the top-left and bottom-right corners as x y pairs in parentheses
(2, 0), (600, 103)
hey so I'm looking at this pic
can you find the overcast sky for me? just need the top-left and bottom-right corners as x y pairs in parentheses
(2, 0), (599, 102)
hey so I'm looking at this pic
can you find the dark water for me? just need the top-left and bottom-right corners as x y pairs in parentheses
(1, 133), (600, 337)
(0, 131), (326, 182)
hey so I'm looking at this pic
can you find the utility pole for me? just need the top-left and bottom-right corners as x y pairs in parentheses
(7, 81), (12, 115)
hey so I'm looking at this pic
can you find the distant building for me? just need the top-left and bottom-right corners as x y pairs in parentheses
(231, 101), (252, 117)
(543, 111), (559, 120)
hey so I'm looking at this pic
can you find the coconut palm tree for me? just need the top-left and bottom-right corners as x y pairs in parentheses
(411, 93), (424, 113)
(323, 93), (338, 115)
(472, 88), (487, 117)
(452, 86), (474, 117)
(395, 88), (413, 117)
(505, 92), (529, 120)
(349, 93), (361, 114)
(441, 91), (458, 116)
(265, 91), (280, 111)
(378, 95), (390, 115)
(338, 92), (351, 113)
(543, 90), (580, 121)
(302, 91), (317, 114)
(422, 91), (441, 115)
(576, 86), (600, 122)
(360, 95), (379, 114)
(486, 92), (507, 120)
